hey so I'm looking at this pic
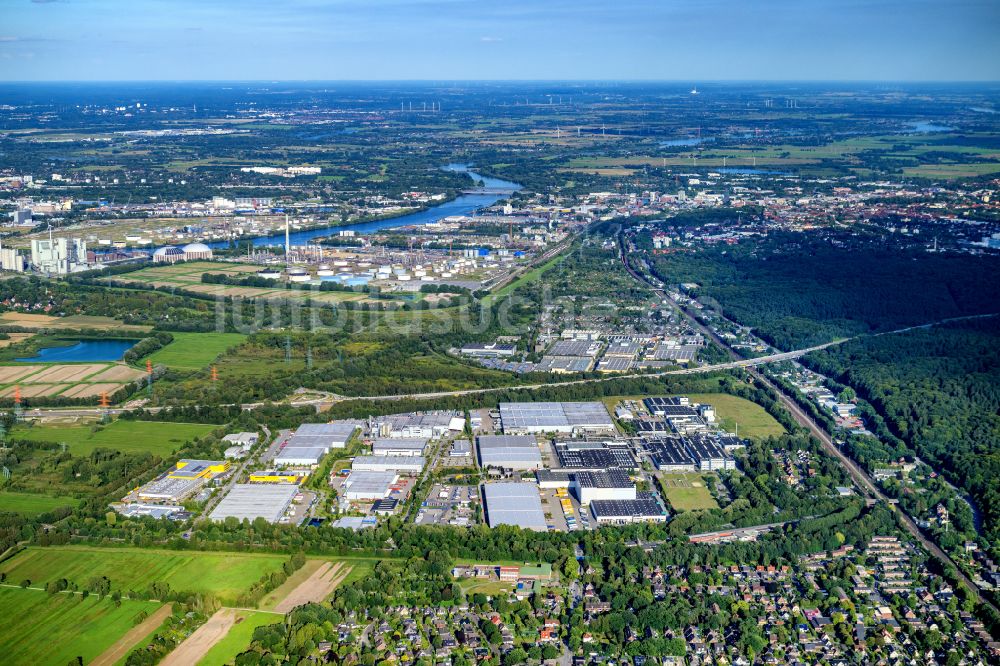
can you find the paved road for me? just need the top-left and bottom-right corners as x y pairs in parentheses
(198, 425), (270, 520)
(617, 235), (997, 612)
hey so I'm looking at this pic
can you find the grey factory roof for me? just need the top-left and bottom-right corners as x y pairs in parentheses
(602, 341), (643, 357)
(652, 345), (698, 361)
(536, 356), (594, 373)
(499, 401), (614, 432)
(555, 443), (637, 470)
(343, 470), (399, 496)
(548, 339), (601, 357)
(686, 436), (732, 462)
(482, 483), (548, 531)
(275, 446), (328, 465)
(209, 483), (299, 523)
(288, 422), (358, 449)
(477, 435), (543, 469)
(596, 356), (633, 372)
(352, 455), (426, 471)
(646, 438), (696, 466)
(372, 438), (429, 454)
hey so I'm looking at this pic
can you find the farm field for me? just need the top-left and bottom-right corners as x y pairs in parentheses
(0, 586), (162, 666)
(657, 473), (720, 512)
(0, 333), (35, 348)
(146, 331), (248, 371)
(684, 393), (786, 439)
(0, 546), (288, 605)
(0, 312), (152, 333)
(0, 490), (78, 516)
(11, 419), (216, 456)
(0, 361), (146, 404)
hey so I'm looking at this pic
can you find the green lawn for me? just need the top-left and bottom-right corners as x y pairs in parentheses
(658, 474), (719, 511)
(11, 419), (216, 456)
(0, 586), (162, 666)
(146, 332), (248, 371)
(0, 491), (78, 516)
(197, 610), (280, 666)
(0, 546), (289, 605)
(684, 393), (786, 439)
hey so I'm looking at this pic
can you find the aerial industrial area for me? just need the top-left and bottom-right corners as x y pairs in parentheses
(0, 67), (998, 666)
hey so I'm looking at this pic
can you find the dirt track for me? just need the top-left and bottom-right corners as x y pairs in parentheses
(91, 603), (172, 666)
(273, 561), (352, 613)
(160, 608), (239, 666)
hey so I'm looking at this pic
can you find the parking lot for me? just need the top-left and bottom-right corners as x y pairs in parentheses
(417, 483), (478, 527)
(539, 488), (572, 531)
(286, 489), (316, 526)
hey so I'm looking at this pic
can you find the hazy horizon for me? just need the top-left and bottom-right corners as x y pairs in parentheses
(2, 0), (999, 82)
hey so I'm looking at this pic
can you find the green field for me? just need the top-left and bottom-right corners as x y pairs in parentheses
(0, 546), (288, 605)
(658, 474), (719, 511)
(196, 610), (280, 666)
(0, 491), (78, 516)
(684, 393), (786, 439)
(0, 586), (161, 666)
(146, 332), (248, 371)
(603, 390), (785, 439)
(11, 419), (216, 456)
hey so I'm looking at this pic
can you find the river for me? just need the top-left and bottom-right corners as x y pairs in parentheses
(208, 165), (520, 249)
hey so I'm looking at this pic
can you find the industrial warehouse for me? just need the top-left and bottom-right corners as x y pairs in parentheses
(209, 483), (300, 523)
(482, 482), (548, 531)
(477, 434), (543, 471)
(129, 459), (231, 504)
(342, 470), (400, 501)
(645, 435), (737, 472)
(274, 422), (359, 467)
(498, 401), (616, 435)
(351, 455), (425, 473)
(372, 438), (428, 457)
(112, 396), (741, 530)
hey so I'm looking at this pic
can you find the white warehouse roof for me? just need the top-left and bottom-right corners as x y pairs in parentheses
(477, 435), (543, 470)
(209, 483), (299, 523)
(483, 482), (547, 532)
(499, 401), (615, 434)
(352, 455), (425, 472)
(288, 422), (358, 449)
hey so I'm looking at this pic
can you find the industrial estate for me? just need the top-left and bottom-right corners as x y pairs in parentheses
(0, 13), (998, 663)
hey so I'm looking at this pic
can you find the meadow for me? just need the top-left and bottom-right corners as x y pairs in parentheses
(0, 546), (289, 605)
(602, 390), (784, 440)
(657, 473), (719, 512)
(11, 419), (216, 456)
(0, 490), (79, 516)
(683, 393), (786, 439)
(0, 586), (162, 666)
(146, 331), (248, 371)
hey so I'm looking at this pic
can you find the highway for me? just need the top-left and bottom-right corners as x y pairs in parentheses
(616, 234), (997, 611)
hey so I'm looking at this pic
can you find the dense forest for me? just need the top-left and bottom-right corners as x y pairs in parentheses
(804, 317), (1000, 549)
(646, 231), (1000, 349)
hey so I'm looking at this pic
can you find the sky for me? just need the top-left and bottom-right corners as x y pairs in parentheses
(1, 0), (998, 81)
